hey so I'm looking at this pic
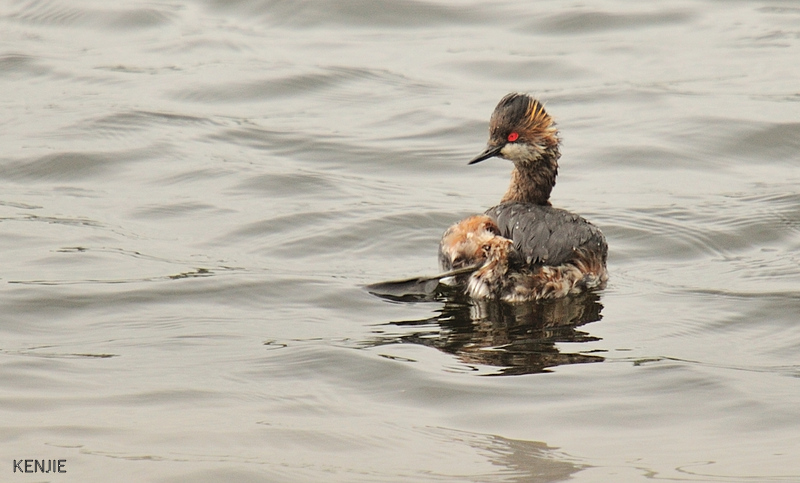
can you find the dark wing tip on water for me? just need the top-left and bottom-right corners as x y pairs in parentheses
(365, 276), (442, 301)
(364, 265), (479, 302)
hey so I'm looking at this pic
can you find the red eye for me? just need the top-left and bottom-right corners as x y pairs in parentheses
(507, 132), (519, 142)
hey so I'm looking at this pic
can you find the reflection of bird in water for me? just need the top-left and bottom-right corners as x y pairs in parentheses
(439, 93), (608, 302)
(370, 292), (605, 376)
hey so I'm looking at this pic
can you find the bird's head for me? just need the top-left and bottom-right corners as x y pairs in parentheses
(469, 93), (560, 167)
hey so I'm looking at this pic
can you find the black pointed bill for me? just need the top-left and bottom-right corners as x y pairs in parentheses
(468, 144), (503, 165)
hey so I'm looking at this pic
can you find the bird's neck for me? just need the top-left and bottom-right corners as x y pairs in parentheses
(501, 149), (559, 205)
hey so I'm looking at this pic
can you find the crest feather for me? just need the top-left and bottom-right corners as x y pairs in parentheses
(523, 97), (558, 143)
(490, 93), (559, 147)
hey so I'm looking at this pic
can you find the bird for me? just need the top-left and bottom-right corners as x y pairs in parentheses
(439, 93), (608, 302)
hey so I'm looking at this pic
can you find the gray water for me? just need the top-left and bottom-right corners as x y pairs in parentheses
(2, 0), (800, 481)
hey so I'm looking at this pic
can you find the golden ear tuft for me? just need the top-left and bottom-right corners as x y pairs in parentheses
(526, 99), (551, 128)
(522, 97), (558, 145)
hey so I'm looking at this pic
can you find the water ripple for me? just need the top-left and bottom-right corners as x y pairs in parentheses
(6, 0), (176, 29)
(0, 53), (52, 78)
(202, 0), (490, 27)
(529, 9), (693, 34)
(171, 66), (430, 104)
(0, 147), (159, 181)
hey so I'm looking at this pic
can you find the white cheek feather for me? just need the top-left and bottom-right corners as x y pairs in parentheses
(500, 142), (542, 161)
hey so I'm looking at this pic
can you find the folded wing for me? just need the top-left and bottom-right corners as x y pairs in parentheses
(485, 202), (607, 267)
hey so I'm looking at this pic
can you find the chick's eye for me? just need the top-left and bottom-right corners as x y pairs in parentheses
(507, 132), (519, 142)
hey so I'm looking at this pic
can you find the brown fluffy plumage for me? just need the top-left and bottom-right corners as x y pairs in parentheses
(439, 212), (607, 302)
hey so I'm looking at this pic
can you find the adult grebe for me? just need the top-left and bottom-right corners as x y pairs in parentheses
(439, 93), (608, 302)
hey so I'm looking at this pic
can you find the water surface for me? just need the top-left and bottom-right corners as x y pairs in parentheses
(1, 0), (799, 481)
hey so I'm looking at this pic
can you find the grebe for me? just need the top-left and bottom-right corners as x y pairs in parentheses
(439, 93), (608, 302)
